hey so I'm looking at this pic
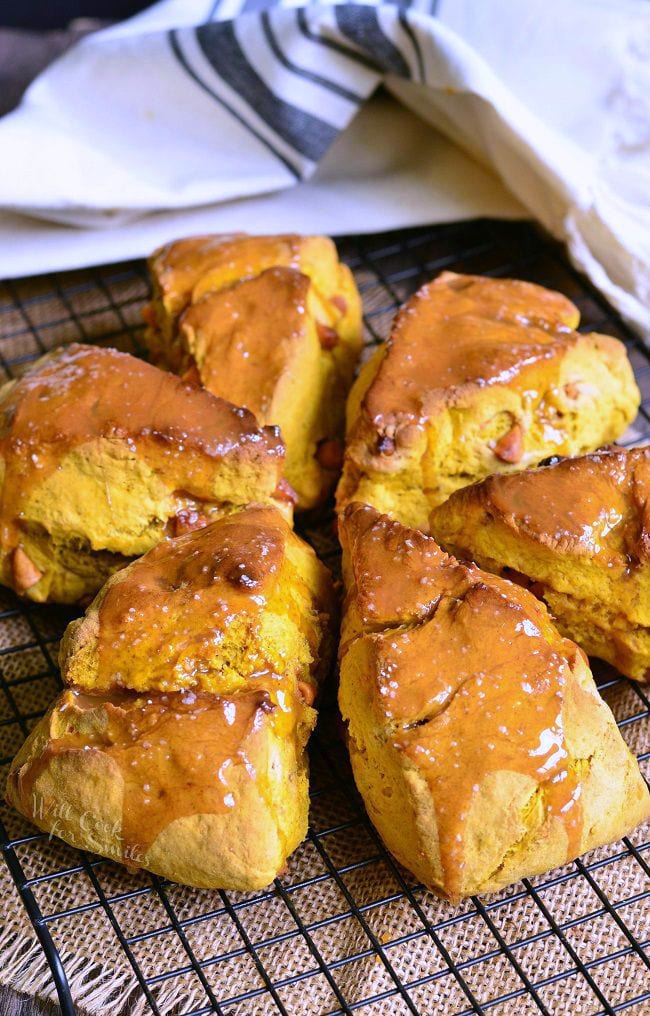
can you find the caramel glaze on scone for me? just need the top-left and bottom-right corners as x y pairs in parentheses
(337, 272), (640, 529)
(338, 503), (649, 901)
(431, 445), (650, 682)
(0, 343), (291, 604)
(143, 233), (363, 509)
(7, 506), (335, 890)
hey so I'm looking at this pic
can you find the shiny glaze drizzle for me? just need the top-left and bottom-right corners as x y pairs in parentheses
(478, 447), (650, 562)
(341, 505), (585, 898)
(362, 272), (580, 433)
(180, 267), (312, 421)
(16, 687), (272, 866)
(341, 503), (457, 632)
(0, 344), (283, 553)
(152, 233), (310, 314)
(95, 509), (288, 691)
(384, 580), (585, 897)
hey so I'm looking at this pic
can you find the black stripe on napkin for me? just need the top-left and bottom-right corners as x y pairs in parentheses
(335, 5), (411, 78)
(168, 29), (301, 178)
(398, 9), (425, 82)
(261, 11), (365, 103)
(197, 21), (339, 162)
(296, 7), (382, 73)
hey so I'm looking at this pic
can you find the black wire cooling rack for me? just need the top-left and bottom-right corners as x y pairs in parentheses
(0, 220), (649, 1016)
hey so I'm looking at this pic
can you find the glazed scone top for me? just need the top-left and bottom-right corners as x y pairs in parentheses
(339, 502), (461, 640)
(32, 505), (334, 866)
(0, 344), (284, 550)
(149, 232), (242, 313)
(439, 446), (650, 565)
(147, 233), (363, 511)
(341, 503), (591, 898)
(13, 686), (271, 866)
(150, 233), (342, 317)
(96, 510), (284, 690)
(361, 272), (582, 442)
(62, 506), (330, 697)
(180, 267), (315, 421)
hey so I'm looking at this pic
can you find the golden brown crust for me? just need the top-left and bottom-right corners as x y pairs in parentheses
(144, 233), (363, 509)
(338, 503), (650, 900)
(337, 272), (640, 528)
(7, 506), (335, 889)
(430, 445), (650, 681)
(0, 344), (288, 603)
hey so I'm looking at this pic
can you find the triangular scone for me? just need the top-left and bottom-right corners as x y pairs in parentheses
(144, 234), (362, 508)
(431, 446), (650, 682)
(338, 503), (649, 901)
(0, 343), (289, 603)
(7, 506), (334, 890)
(337, 272), (639, 529)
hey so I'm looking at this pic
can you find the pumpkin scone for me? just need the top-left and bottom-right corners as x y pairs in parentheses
(336, 271), (639, 529)
(430, 446), (650, 682)
(143, 233), (363, 508)
(338, 503), (649, 901)
(7, 506), (335, 890)
(0, 343), (291, 604)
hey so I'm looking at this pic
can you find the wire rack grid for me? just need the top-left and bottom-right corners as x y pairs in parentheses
(0, 219), (648, 1016)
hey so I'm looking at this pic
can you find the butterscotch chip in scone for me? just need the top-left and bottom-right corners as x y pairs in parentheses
(430, 445), (650, 682)
(336, 272), (640, 529)
(143, 233), (362, 509)
(338, 503), (649, 901)
(7, 506), (335, 890)
(0, 343), (289, 604)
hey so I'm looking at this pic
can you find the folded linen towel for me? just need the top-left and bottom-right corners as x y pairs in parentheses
(0, 0), (648, 341)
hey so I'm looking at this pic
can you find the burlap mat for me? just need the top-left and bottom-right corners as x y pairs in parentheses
(1, 222), (649, 1015)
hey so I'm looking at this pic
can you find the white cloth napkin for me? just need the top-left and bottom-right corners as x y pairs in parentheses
(0, 93), (525, 276)
(0, 0), (648, 341)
